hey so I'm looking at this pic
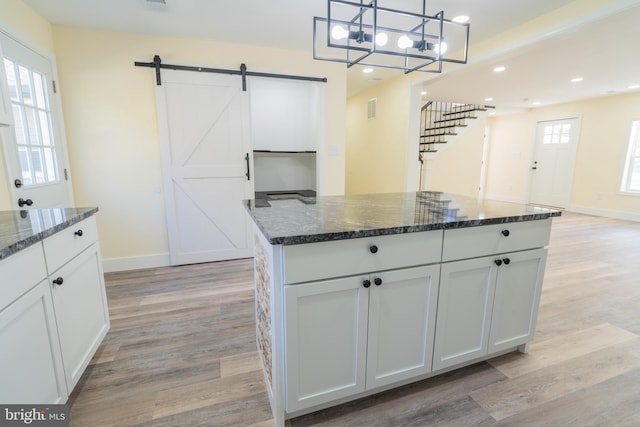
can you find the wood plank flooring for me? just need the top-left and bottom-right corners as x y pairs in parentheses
(67, 212), (640, 426)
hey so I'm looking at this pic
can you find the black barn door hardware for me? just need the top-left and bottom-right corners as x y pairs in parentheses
(134, 55), (328, 91)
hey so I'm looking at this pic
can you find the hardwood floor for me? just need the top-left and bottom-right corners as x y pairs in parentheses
(67, 212), (640, 426)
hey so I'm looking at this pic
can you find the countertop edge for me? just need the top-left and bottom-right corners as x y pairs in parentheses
(262, 212), (561, 245)
(0, 207), (99, 261)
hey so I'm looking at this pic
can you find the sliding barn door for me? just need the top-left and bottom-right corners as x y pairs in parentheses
(155, 70), (253, 265)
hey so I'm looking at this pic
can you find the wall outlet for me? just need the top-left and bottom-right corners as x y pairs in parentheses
(597, 192), (603, 200)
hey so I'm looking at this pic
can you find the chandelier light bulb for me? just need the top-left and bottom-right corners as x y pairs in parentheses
(397, 35), (412, 49)
(434, 42), (447, 55)
(375, 32), (388, 46)
(331, 25), (349, 40)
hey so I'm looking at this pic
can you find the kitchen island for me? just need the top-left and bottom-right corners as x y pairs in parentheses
(244, 191), (561, 426)
(0, 207), (109, 404)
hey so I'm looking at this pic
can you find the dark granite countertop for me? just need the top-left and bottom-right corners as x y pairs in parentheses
(244, 191), (561, 245)
(0, 207), (99, 261)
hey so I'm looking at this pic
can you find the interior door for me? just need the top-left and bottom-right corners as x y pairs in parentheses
(0, 32), (73, 208)
(529, 118), (580, 208)
(155, 69), (253, 265)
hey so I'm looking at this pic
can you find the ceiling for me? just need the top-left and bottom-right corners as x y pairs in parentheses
(23, 0), (640, 111)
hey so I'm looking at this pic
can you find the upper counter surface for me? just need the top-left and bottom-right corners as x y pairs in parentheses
(245, 191), (561, 245)
(0, 207), (98, 261)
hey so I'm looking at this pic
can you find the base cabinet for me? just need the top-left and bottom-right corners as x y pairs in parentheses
(488, 248), (547, 353)
(0, 280), (68, 404)
(50, 242), (110, 392)
(0, 214), (109, 404)
(284, 265), (440, 412)
(433, 248), (547, 371)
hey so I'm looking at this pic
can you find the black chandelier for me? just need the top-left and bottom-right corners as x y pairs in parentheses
(313, 0), (469, 74)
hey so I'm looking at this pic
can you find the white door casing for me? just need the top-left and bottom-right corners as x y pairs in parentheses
(155, 70), (254, 265)
(0, 31), (73, 208)
(529, 117), (580, 208)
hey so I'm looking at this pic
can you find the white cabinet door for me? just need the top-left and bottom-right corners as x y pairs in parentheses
(433, 257), (497, 371)
(0, 280), (67, 403)
(284, 276), (369, 412)
(488, 248), (547, 353)
(50, 242), (110, 392)
(366, 265), (440, 389)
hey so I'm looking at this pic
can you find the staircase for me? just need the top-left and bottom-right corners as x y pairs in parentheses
(419, 101), (495, 154)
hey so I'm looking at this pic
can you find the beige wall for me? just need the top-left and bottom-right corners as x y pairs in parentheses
(0, 1), (347, 267)
(0, 0), (54, 52)
(485, 92), (640, 218)
(343, 0), (633, 199)
(50, 26), (347, 265)
(428, 117), (487, 197)
(345, 75), (410, 194)
(0, 0), (55, 209)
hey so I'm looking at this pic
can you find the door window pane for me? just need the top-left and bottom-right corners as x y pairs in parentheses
(4, 58), (18, 101)
(4, 57), (59, 186)
(18, 65), (33, 105)
(542, 123), (571, 145)
(33, 71), (47, 109)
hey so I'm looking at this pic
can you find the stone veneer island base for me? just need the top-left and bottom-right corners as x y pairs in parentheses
(244, 191), (561, 426)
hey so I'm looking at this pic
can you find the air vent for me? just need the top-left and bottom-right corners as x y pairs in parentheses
(367, 98), (377, 119)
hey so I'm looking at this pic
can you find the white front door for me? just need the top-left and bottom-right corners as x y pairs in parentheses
(0, 32), (73, 208)
(155, 69), (253, 265)
(529, 118), (580, 208)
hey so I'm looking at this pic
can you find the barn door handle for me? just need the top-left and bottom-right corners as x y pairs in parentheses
(245, 153), (250, 181)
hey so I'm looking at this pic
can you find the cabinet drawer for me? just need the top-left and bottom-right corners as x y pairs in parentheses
(442, 219), (551, 262)
(283, 230), (443, 284)
(43, 216), (98, 273)
(0, 244), (47, 310)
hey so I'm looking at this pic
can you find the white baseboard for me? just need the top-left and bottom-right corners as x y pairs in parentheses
(567, 205), (640, 222)
(102, 253), (171, 273)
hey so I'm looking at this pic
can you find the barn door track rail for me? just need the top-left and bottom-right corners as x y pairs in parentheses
(134, 55), (328, 91)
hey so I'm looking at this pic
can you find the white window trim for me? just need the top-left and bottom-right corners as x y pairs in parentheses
(619, 119), (640, 196)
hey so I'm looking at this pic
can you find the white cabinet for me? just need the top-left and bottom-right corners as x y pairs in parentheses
(433, 248), (548, 371)
(0, 280), (67, 404)
(488, 248), (547, 353)
(44, 216), (110, 392)
(0, 214), (109, 404)
(432, 256), (496, 371)
(365, 266), (440, 389)
(284, 265), (440, 412)
(252, 215), (555, 424)
(49, 242), (110, 391)
(284, 276), (368, 412)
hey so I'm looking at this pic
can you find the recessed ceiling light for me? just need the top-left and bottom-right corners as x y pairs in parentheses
(421, 91), (427, 96)
(628, 84), (640, 90)
(532, 101), (541, 106)
(493, 66), (506, 73)
(488, 112), (496, 116)
(362, 68), (374, 74)
(452, 15), (469, 23)
(484, 97), (493, 102)
(571, 77), (583, 83)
